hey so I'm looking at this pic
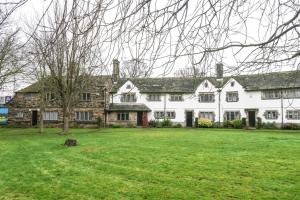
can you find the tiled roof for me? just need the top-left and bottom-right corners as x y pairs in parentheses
(110, 71), (300, 93)
(108, 103), (151, 111)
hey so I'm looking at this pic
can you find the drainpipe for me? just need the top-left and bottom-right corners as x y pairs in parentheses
(281, 89), (284, 128)
(164, 93), (166, 120)
(218, 89), (221, 126)
(104, 88), (107, 128)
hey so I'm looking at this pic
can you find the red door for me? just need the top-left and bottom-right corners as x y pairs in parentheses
(143, 112), (148, 128)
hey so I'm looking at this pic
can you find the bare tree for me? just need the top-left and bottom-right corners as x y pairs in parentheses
(120, 59), (152, 78)
(111, 0), (300, 75)
(0, 1), (27, 88)
(29, 0), (111, 133)
(174, 67), (205, 78)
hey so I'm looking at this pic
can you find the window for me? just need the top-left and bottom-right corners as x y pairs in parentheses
(199, 112), (214, 121)
(204, 82), (208, 88)
(199, 93), (215, 103)
(154, 111), (175, 119)
(117, 112), (129, 120)
(224, 111), (240, 121)
(169, 94), (183, 101)
(231, 81), (235, 87)
(262, 90), (281, 99)
(282, 89), (300, 99)
(75, 111), (92, 121)
(126, 84), (131, 89)
(286, 110), (300, 120)
(46, 93), (55, 101)
(25, 93), (32, 100)
(147, 94), (161, 101)
(264, 110), (279, 120)
(80, 93), (91, 101)
(121, 93), (136, 102)
(226, 92), (239, 102)
(43, 112), (58, 121)
(16, 112), (24, 118)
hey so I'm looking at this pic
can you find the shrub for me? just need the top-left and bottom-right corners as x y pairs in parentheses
(262, 122), (278, 129)
(242, 118), (246, 127)
(194, 117), (199, 127)
(232, 119), (243, 129)
(282, 123), (300, 130)
(127, 122), (135, 128)
(161, 119), (173, 128)
(256, 117), (262, 129)
(148, 120), (158, 128)
(96, 117), (102, 128)
(198, 118), (213, 128)
(156, 122), (163, 128)
(223, 120), (231, 128)
(173, 123), (182, 128)
(109, 124), (123, 128)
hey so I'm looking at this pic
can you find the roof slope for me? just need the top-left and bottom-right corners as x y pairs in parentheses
(108, 103), (151, 111)
(111, 71), (300, 93)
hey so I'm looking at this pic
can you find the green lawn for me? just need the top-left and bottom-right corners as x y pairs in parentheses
(0, 128), (299, 199)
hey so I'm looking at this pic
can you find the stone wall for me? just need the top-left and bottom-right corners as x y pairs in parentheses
(107, 111), (137, 127)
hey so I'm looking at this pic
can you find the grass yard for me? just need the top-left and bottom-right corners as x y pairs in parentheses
(0, 128), (299, 199)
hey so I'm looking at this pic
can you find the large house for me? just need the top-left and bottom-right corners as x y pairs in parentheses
(7, 60), (300, 128)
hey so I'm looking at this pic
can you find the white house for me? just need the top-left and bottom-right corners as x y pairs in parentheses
(106, 64), (300, 127)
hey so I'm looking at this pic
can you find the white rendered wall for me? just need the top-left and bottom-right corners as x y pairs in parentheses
(111, 79), (300, 125)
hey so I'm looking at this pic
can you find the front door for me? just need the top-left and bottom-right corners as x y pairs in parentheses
(137, 111), (143, 126)
(32, 111), (38, 126)
(186, 111), (193, 127)
(248, 111), (256, 127)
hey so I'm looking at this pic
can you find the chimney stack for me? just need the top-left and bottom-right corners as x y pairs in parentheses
(216, 63), (223, 79)
(112, 59), (120, 82)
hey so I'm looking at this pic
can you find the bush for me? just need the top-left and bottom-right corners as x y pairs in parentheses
(223, 120), (232, 128)
(161, 119), (173, 128)
(127, 122), (135, 128)
(256, 117), (262, 129)
(232, 119), (243, 129)
(148, 120), (158, 128)
(109, 124), (123, 128)
(96, 117), (102, 128)
(173, 123), (182, 128)
(282, 123), (300, 130)
(262, 122), (278, 129)
(242, 118), (246, 127)
(194, 117), (199, 127)
(198, 118), (213, 128)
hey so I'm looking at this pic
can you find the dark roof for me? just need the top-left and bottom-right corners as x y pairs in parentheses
(111, 71), (300, 93)
(111, 77), (230, 93)
(233, 71), (300, 91)
(108, 103), (151, 111)
(16, 76), (112, 93)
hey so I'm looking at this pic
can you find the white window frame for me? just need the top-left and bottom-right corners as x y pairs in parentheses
(154, 111), (175, 119)
(224, 111), (241, 121)
(199, 111), (215, 121)
(43, 111), (58, 121)
(286, 110), (300, 120)
(226, 92), (239, 102)
(169, 94), (183, 101)
(75, 111), (92, 121)
(121, 93), (137, 102)
(198, 93), (215, 103)
(147, 94), (161, 101)
(16, 112), (24, 118)
(117, 112), (129, 121)
(264, 110), (279, 120)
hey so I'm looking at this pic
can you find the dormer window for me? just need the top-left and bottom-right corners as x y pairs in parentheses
(226, 92), (239, 102)
(126, 84), (131, 89)
(121, 93), (136, 102)
(231, 81), (235, 87)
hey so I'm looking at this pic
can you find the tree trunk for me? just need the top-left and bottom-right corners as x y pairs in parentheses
(39, 111), (44, 133)
(63, 115), (69, 133)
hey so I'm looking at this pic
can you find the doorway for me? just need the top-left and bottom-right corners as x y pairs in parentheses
(186, 111), (193, 127)
(137, 111), (143, 126)
(32, 110), (38, 126)
(248, 111), (256, 127)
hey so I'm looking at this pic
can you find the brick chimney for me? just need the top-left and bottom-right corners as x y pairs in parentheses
(112, 59), (120, 82)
